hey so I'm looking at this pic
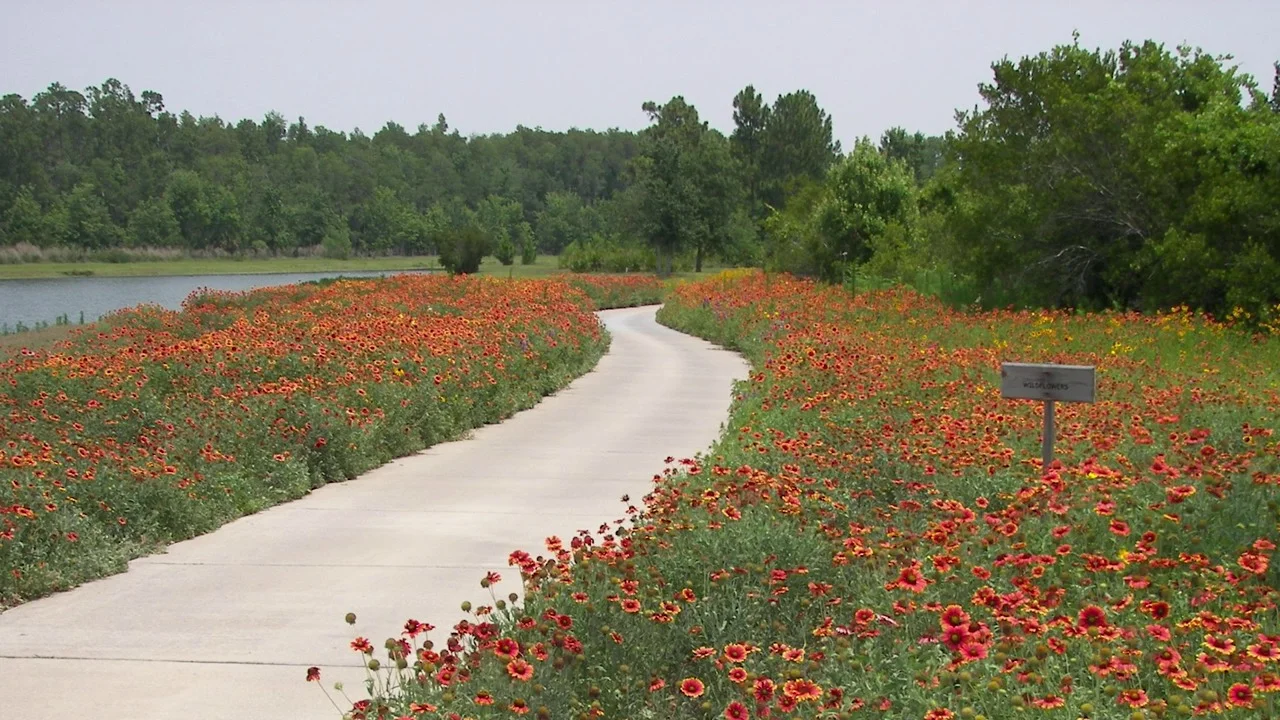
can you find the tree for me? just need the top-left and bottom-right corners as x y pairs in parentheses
(534, 191), (594, 253)
(475, 194), (523, 252)
(948, 38), (1279, 315)
(632, 97), (743, 273)
(814, 141), (917, 279)
(1, 186), (45, 246)
(759, 90), (839, 209)
(878, 128), (947, 184)
(494, 234), (516, 266)
(64, 182), (122, 248)
(351, 186), (422, 254)
(515, 221), (537, 264)
(437, 225), (493, 274)
(730, 85), (771, 215)
(763, 142), (915, 282)
(127, 195), (180, 247)
(1271, 62), (1280, 113)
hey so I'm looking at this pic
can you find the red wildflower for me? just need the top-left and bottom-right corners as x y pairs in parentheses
(939, 605), (969, 629)
(887, 561), (930, 592)
(506, 659), (534, 682)
(494, 637), (521, 660)
(724, 643), (750, 662)
(782, 678), (822, 702)
(723, 701), (749, 720)
(1077, 605), (1108, 630)
(1203, 635), (1236, 655)
(1117, 689), (1149, 708)
(680, 677), (705, 698)
(1239, 552), (1269, 575)
(305, 666), (320, 682)
(1228, 683), (1255, 708)
(1248, 643), (1280, 662)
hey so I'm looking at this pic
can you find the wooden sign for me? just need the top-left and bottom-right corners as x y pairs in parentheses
(1000, 362), (1097, 470)
(1000, 363), (1096, 403)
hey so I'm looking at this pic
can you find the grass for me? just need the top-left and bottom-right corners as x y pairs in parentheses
(0, 324), (81, 359)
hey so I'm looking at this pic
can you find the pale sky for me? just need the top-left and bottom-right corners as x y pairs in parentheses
(3, 1), (1277, 147)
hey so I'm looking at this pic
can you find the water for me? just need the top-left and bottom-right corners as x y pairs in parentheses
(0, 270), (433, 329)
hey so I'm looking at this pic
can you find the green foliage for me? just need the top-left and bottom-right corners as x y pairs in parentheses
(320, 222), (352, 260)
(351, 187), (425, 254)
(0, 186), (45, 246)
(758, 90), (840, 210)
(764, 143), (917, 283)
(514, 221), (536, 265)
(494, 234), (516, 266)
(558, 235), (658, 273)
(64, 182), (122, 249)
(0, 78), (641, 259)
(534, 191), (596, 253)
(947, 38), (1280, 317)
(632, 97), (743, 273)
(126, 196), (180, 248)
(878, 127), (947, 184)
(437, 225), (493, 275)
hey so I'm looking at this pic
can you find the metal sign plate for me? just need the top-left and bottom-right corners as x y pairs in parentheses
(1000, 362), (1096, 403)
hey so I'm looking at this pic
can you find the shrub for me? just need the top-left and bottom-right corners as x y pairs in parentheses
(437, 226), (493, 275)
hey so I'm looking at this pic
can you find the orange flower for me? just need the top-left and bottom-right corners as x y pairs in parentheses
(494, 638), (521, 660)
(506, 659), (534, 682)
(1227, 683), (1254, 708)
(680, 677), (705, 698)
(1077, 605), (1108, 629)
(782, 678), (822, 702)
(723, 643), (750, 663)
(753, 678), (775, 702)
(1117, 689), (1148, 708)
(939, 605), (969, 629)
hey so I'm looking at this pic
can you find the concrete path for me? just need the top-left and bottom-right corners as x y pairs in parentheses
(0, 305), (747, 720)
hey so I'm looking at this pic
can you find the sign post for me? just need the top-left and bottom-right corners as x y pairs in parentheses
(1000, 363), (1096, 470)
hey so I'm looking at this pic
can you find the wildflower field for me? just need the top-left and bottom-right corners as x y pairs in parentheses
(0, 273), (663, 606)
(345, 270), (1280, 719)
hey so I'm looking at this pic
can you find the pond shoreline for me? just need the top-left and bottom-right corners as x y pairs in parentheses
(0, 256), (448, 281)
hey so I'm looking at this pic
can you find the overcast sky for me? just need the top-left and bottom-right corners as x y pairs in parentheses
(3, 1), (1277, 147)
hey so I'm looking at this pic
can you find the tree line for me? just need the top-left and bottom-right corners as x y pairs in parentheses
(2, 37), (1278, 318)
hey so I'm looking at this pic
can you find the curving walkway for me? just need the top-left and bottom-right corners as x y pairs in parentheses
(0, 305), (748, 720)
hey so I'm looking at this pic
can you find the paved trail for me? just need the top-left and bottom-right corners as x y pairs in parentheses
(0, 305), (747, 720)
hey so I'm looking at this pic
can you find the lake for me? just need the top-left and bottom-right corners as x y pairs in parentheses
(0, 270), (433, 330)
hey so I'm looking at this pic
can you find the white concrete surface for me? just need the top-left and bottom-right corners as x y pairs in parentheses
(0, 305), (747, 719)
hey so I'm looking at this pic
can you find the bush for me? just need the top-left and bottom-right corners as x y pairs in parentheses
(321, 224), (353, 260)
(494, 234), (516, 266)
(558, 235), (678, 273)
(437, 225), (494, 275)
